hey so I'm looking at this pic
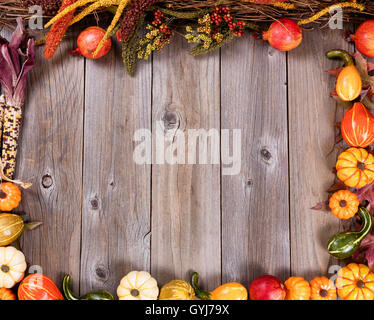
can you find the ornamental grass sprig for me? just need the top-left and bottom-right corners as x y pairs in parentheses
(119, 0), (159, 43)
(122, 14), (145, 76)
(0, 18), (35, 178)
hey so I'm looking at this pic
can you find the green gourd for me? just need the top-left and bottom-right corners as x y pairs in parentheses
(63, 275), (114, 300)
(327, 207), (372, 259)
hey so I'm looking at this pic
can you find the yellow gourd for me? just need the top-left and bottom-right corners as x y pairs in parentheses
(336, 65), (362, 102)
(326, 49), (362, 102)
(0, 246), (27, 288)
(117, 271), (159, 300)
(159, 280), (195, 300)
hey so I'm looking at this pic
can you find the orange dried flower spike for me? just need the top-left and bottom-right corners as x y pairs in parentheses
(45, 0), (78, 59)
(329, 190), (359, 220)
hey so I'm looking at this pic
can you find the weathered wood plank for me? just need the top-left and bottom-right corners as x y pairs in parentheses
(81, 41), (152, 294)
(151, 37), (221, 288)
(220, 37), (289, 286)
(288, 29), (350, 278)
(18, 36), (84, 291)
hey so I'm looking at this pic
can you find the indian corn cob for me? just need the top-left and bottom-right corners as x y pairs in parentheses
(0, 18), (35, 179)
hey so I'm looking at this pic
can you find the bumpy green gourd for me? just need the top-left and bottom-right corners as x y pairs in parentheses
(327, 207), (372, 259)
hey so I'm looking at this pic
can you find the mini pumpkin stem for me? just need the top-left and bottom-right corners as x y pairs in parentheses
(24, 221), (43, 231)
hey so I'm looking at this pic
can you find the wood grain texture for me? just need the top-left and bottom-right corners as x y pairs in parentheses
(81, 40), (152, 295)
(17, 37), (84, 291)
(151, 37), (221, 288)
(288, 30), (351, 278)
(221, 37), (290, 286)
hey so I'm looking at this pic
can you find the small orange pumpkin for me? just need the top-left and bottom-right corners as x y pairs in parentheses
(310, 276), (336, 300)
(0, 288), (16, 300)
(285, 277), (310, 300)
(329, 190), (359, 219)
(336, 148), (374, 188)
(336, 263), (374, 300)
(0, 182), (21, 211)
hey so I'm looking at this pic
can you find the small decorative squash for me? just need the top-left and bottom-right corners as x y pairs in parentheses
(0, 246), (26, 288)
(336, 263), (374, 300)
(0, 213), (41, 246)
(341, 102), (374, 148)
(329, 190), (359, 219)
(0, 288), (16, 300)
(326, 49), (362, 102)
(18, 274), (64, 300)
(63, 274), (113, 300)
(336, 148), (374, 188)
(310, 276), (336, 300)
(191, 272), (248, 300)
(159, 280), (195, 300)
(327, 207), (372, 259)
(117, 271), (159, 300)
(0, 183), (21, 211)
(285, 277), (310, 300)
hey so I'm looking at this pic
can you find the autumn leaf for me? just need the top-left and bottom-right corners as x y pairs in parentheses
(353, 232), (374, 271)
(311, 201), (329, 211)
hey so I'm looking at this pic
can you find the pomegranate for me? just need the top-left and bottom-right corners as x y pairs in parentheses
(350, 20), (374, 58)
(71, 26), (111, 59)
(249, 275), (286, 300)
(262, 18), (302, 51)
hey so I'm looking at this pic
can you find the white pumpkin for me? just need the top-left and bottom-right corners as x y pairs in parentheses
(117, 271), (159, 300)
(0, 246), (27, 288)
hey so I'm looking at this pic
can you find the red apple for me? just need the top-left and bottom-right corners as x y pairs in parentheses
(249, 275), (286, 300)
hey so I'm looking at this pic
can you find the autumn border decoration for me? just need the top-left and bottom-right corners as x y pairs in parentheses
(2, 0), (374, 301)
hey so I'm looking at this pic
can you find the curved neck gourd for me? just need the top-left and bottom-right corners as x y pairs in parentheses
(327, 207), (372, 259)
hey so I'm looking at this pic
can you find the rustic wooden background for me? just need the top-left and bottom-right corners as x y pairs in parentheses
(5, 27), (354, 295)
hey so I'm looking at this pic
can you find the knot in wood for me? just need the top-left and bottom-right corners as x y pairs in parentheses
(95, 265), (109, 280)
(90, 197), (99, 210)
(41, 174), (53, 188)
(260, 148), (272, 161)
(162, 110), (179, 131)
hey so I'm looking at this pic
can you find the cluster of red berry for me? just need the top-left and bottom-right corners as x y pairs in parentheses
(210, 6), (245, 37)
(152, 9), (173, 37)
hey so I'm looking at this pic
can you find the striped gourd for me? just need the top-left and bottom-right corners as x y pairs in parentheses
(18, 274), (64, 300)
(0, 213), (24, 246)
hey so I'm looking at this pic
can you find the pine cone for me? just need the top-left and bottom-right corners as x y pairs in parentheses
(120, 0), (158, 43)
(22, 0), (62, 16)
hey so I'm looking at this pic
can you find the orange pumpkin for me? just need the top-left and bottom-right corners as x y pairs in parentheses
(0, 288), (16, 300)
(310, 276), (336, 300)
(285, 277), (310, 300)
(0, 182), (21, 211)
(18, 274), (64, 300)
(336, 263), (374, 300)
(336, 148), (374, 188)
(329, 190), (359, 219)
(341, 102), (374, 148)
